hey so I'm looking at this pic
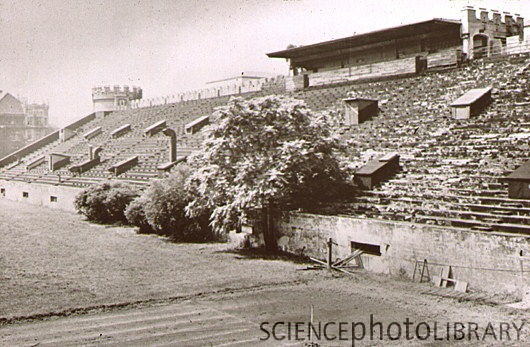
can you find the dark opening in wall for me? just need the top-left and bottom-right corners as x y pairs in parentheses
(22, 192), (29, 198)
(50, 196), (58, 203)
(351, 241), (382, 256)
(0, 188), (5, 197)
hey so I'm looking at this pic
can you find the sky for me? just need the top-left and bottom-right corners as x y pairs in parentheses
(1, 0), (529, 127)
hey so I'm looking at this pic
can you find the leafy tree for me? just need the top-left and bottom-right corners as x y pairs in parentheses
(186, 95), (351, 243)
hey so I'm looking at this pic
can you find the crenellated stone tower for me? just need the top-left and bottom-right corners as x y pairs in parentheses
(91, 85), (142, 115)
(461, 6), (524, 59)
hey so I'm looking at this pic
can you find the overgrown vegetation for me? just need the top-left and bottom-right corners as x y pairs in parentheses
(75, 95), (353, 245)
(126, 165), (212, 242)
(74, 181), (139, 224)
(186, 95), (353, 237)
(123, 195), (152, 233)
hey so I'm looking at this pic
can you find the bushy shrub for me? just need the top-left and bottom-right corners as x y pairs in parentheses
(124, 196), (152, 233)
(74, 181), (139, 224)
(127, 165), (212, 241)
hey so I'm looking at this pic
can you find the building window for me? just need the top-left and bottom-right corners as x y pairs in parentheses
(0, 188), (5, 197)
(22, 192), (29, 198)
(351, 241), (382, 256)
(50, 196), (58, 202)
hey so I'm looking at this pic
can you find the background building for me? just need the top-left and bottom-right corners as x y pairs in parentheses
(0, 91), (53, 157)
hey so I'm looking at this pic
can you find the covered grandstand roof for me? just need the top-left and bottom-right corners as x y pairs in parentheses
(267, 19), (461, 59)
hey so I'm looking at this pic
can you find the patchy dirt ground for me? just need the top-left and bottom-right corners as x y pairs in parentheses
(0, 200), (528, 345)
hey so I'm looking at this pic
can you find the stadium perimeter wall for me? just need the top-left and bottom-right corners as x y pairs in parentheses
(274, 212), (530, 297)
(0, 180), (82, 212)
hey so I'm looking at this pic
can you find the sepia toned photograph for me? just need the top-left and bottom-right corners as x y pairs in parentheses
(0, 0), (529, 345)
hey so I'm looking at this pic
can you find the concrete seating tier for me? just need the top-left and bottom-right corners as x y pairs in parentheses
(0, 92), (240, 185)
(305, 56), (530, 235)
(1, 55), (529, 235)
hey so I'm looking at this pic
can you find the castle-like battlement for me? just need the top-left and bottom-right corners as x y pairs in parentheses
(92, 85), (142, 100)
(92, 85), (143, 113)
(461, 6), (525, 59)
(463, 6), (524, 27)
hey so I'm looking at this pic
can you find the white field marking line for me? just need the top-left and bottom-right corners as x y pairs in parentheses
(282, 342), (306, 347)
(193, 301), (267, 328)
(168, 300), (279, 346)
(108, 298), (275, 346)
(184, 296), (326, 345)
(0, 307), (208, 337)
(146, 328), (254, 347)
(4, 312), (236, 346)
(214, 337), (267, 347)
(149, 332), (261, 347)
(0, 311), (227, 343)
(0, 303), (205, 333)
(99, 322), (253, 346)
(186, 298), (280, 314)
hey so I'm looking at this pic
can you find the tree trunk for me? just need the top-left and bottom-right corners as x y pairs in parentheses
(262, 204), (278, 251)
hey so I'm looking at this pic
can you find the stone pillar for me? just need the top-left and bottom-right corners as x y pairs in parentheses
(162, 127), (177, 162)
(93, 147), (103, 160)
(461, 6), (476, 59)
(516, 15), (525, 41)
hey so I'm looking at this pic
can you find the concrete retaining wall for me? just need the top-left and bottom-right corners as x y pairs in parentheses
(275, 212), (530, 296)
(0, 180), (82, 212)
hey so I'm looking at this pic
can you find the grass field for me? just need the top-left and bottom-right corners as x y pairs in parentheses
(0, 199), (311, 319)
(0, 199), (528, 345)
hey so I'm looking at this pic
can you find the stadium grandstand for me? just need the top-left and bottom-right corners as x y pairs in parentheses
(0, 5), (529, 239)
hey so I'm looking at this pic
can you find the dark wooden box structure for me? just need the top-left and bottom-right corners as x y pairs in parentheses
(503, 159), (530, 199)
(83, 126), (102, 140)
(144, 120), (167, 137)
(185, 115), (210, 134)
(111, 124), (131, 138)
(343, 97), (378, 125)
(354, 153), (400, 189)
(49, 153), (70, 171)
(450, 86), (492, 119)
(109, 156), (138, 176)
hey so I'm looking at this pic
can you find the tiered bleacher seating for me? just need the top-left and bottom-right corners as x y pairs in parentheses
(0, 54), (529, 235)
(0, 91), (242, 187)
(309, 56), (530, 235)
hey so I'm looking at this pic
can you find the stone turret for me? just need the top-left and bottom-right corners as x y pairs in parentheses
(91, 85), (142, 114)
(461, 6), (525, 59)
